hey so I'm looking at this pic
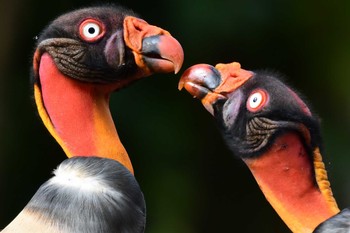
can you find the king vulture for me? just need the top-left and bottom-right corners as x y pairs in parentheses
(1, 4), (184, 232)
(179, 62), (340, 233)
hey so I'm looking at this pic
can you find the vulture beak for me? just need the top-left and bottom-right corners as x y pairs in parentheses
(124, 16), (184, 75)
(179, 62), (254, 115)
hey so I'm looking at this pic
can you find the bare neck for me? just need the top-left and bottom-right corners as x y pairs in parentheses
(36, 53), (133, 173)
(244, 133), (339, 233)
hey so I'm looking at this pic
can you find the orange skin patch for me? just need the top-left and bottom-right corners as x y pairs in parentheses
(213, 62), (254, 93)
(244, 133), (339, 233)
(37, 53), (133, 173)
(201, 62), (254, 112)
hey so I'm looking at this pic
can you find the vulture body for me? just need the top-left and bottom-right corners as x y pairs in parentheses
(2, 157), (145, 233)
(2, 4), (183, 232)
(179, 62), (341, 233)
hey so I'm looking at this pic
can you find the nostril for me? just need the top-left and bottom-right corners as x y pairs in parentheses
(134, 24), (142, 32)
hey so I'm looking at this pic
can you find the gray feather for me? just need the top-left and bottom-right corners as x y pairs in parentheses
(314, 208), (350, 233)
(24, 156), (146, 233)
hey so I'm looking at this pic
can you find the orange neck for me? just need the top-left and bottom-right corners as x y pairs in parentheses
(244, 133), (339, 233)
(35, 53), (133, 173)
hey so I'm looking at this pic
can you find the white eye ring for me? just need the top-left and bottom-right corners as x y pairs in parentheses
(79, 19), (105, 42)
(248, 92), (263, 108)
(82, 23), (101, 39)
(246, 89), (268, 112)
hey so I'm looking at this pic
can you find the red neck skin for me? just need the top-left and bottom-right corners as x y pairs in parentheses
(244, 133), (339, 233)
(36, 53), (133, 173)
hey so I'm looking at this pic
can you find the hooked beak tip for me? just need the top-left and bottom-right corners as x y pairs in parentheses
(174, 62), (182, 75)
(178, 80), (184, 91)
(141, 35), (184, 74)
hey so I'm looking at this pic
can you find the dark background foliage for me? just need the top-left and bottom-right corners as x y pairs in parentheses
(1, 0), (350, 232)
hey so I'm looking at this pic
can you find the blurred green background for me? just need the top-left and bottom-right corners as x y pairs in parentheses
(1, 0), (350, 232)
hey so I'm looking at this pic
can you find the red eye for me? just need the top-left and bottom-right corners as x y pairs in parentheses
(246, 89), (268, 112)
(79, 19), (105, 42)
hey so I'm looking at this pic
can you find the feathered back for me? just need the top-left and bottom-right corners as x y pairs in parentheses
(26, 157), (146, 233)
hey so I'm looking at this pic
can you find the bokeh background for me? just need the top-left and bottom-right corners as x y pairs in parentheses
(1, 0), (350, 232)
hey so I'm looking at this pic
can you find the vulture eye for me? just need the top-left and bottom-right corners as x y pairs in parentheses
(247, 89), (268, 112)
(79, 19), (105, 42)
